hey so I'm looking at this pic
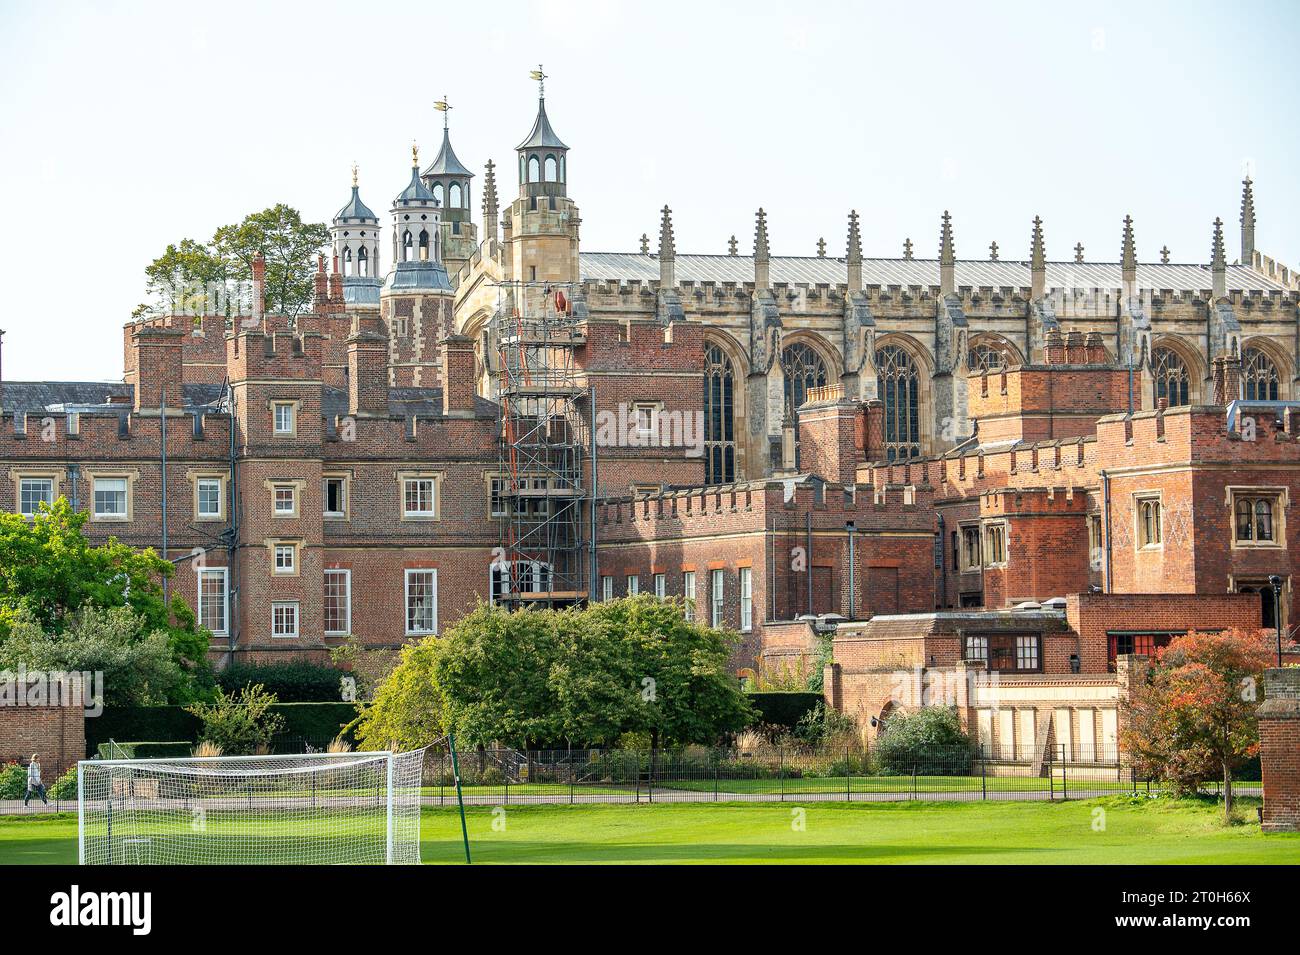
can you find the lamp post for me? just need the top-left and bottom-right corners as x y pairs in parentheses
(1269, 574), (1284, 666)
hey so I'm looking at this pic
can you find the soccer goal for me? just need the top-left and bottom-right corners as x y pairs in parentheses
(78, 750), (425, 865)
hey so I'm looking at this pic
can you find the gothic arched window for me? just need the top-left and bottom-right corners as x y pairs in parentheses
(968, 344), (1006, 373)
(1152, 347), (1191, 407)
(528, 156), (540, 183)
(402, 231), (413, 262)
(782, 343), (828, 470)
(357, 246), (369, 277)
(418, 230), (430, 261)
(450, 183), (463, 208)
(877, 344), (921, 461)
(1243, 347), (1281, 400)
(343, 247), (353, 276)
(704, 344), (736, 485)
(432, 183), (444, 207)
(544, 155), (558, 182)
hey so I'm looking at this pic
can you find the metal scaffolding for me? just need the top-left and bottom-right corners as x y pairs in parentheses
(490, 281), (591, 608)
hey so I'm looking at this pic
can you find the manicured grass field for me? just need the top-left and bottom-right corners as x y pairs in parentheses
(2, 796), (1296, 865)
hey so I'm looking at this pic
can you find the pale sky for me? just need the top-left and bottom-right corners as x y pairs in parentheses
(1, 0), (1297, 381)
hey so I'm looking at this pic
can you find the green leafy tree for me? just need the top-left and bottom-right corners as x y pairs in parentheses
(0, 500), (210, 692)
(434, 604), (568, 748)
(1122, 628), (1274, 822)
(136, 237), (229, 317)
(211, 204), (329, 317)
(0, 605), (186, 705)
(186, 683), (286, 755)
(591, 595), (753, 747)
(353, 637), (446, 751)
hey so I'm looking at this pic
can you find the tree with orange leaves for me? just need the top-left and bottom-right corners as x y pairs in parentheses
(1121, 628), (1275, 822)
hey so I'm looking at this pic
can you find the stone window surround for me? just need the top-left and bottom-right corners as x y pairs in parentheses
(1226, 485), (1287, 550)
(1133, 490), (1163, 550)
(187, 468), (228, 522)
(264, 479), (306, 519)
(265, 538), (301, 577)
(270, 399), (301, 437)
(9, 468), (62, 518)
(398, 470), (444, 521)
(84, 468), (139, 523)
(323, 471), (351, 521)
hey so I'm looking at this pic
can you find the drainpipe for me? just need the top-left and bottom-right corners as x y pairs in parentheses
(1100, 469), (1113, 593)
(588, 384), (598, 602)
(806, 511), (813, 616)
(846, 521), (856, 619)
(160, 388), (169, 603)
(226, 382), (240, 661)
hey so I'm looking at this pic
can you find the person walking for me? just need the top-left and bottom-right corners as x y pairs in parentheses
(23, 753), (48, 807)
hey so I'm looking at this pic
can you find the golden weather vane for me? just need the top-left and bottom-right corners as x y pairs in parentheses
(433, 96), (451, 129)
(529, 65), (547, 97)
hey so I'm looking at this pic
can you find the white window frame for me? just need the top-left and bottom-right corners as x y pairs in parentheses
(710, 568), (724, 628)
(653, 573), (666, 599)
(196, 477), (223, 520)
(400, 474), (440, 520)
(93, 476), (129, 520)
(626, 574), (640, 596)
(601, 575), (614, 601)
(683, 571), (696, 621)
(196, 567), (228, 636)
(272, 542), (297, 575)
(739, 567), (753, 632)
(405, 568), (438, 635)
(1134, 493), (1163, 549)
(272, 401), (296, 436)
(17, 477), (53, 517)
(633, 402), (659, 437)
(324, 569), (352, 635)
(271, 601), (299, 639)
(273, 484), (296, 517)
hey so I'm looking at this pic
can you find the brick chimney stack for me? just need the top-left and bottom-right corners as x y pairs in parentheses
(131, 325), (185, 412)
(1212, 355), (1242, 406)
(329, 254), (344, 306)
(252, 253), (266, 325)
(346, 326), (389, 417)
(313, 254), (328, 310)
(440, 335), (477, 415)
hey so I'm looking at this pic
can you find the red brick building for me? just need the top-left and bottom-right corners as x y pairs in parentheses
(2, 87), (1298, 701)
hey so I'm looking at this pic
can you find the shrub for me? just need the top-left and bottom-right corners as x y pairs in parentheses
(216, 661), (349, 703)
(95, 741), (192, 759)
(872, 707), (973, 776)
(0, 762), (26, 799)
(185, 683), (286, 755)
(49, 767), (78, 800)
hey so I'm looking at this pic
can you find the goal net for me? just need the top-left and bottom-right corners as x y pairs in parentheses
(78, 750), (424, 865)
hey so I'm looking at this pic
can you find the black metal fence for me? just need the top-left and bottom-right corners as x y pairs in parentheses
(0, 743), (1263, 816)
(417, 744), (1261, 806)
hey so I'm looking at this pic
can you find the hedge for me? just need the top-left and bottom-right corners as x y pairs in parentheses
(96, 741), (194, 760)
(86, 703), (359, 756)
(745, 692), (824, 729)
(215, 661), (349, 703)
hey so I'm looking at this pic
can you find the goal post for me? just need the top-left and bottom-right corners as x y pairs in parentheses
(78, 750), (425, 865)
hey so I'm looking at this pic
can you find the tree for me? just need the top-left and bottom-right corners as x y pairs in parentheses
(0, 605), (186, 706)
(430, 597), (752, 749)
(186, 683), (286, 755)
(589, 595), (753, 747)
(353, 637), (445, 752)
(137, 237), (229, 318)
(211, 204), (329, 317)
(1121, 629), (1274, 822)
(433, 604), (569, 748)
(0, 499), (211, 697)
